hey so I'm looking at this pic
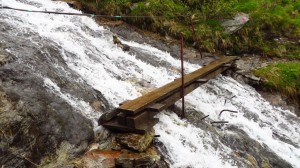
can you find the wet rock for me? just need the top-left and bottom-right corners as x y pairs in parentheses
(261, 159), (271, 168)
(0, 54), (11, 66)
(94, 126), (111, 143)
(0, 73), (95, 165)
(77, 147), (166, 168)
(108, 22), (210, 65)
(113, 35), (130, 51)
(0, 23), (111, 165)
(222, 125), (293, 168)
(122, 44), (130, 51)
(77, 150), (121, 168)
(98, 135), (122, 151)
(77, 129), (167, 167)
(63, 0), (82, 10)
(258, 91), (299, 116)
(245, 153), (258, 167)
(91, 100), (102, 111)
(228, 55), (299, 115)
(116, 129), (155, 152)
(115, 147), (161, 168)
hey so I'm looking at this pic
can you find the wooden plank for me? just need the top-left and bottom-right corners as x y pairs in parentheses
(117, 112), (127, 125)
(155, 66), (229, 110)
(126, 111), (159, 128)
(157, 82), (202, 110)
(135, 118), (159, 131)
(102, 118), (146, 134)
(102, 117), (159, 134)
(126, 111), (149, 128)
(118, 56), (237, 114)
(147, 103), (166, 112)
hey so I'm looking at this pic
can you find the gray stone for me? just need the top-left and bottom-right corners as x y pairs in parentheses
(0, 21), (111, 166)
(222, 13), (249, 34)
(116, 129), (155, 152)
(222, 125), (293, 168)
(0, 54), (11, 66)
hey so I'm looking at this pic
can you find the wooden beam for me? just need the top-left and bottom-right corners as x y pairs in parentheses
(118, 56), (237, 115)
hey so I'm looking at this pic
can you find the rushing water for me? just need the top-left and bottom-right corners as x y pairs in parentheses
(1, 0), (299, 167)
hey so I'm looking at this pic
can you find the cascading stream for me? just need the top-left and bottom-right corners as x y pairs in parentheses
(0, 0), (299, 167)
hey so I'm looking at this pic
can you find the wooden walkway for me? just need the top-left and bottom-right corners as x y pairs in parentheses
(99, 56), (238, 134)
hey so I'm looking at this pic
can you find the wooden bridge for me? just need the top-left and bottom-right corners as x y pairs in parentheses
(99, 56), (238, 134)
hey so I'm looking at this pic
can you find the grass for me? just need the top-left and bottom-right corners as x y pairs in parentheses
(74, 0), (300, 96)
(75, 0), (300, 58)
(253, 62), (300, 96)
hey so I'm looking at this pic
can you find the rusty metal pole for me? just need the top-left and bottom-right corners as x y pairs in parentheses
(180, 33), (185, 118)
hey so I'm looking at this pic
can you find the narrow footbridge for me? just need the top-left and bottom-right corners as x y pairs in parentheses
(99, 56), (238, 134)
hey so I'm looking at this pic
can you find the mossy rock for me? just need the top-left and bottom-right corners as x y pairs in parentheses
(116, 128), (155, 152)
(261, 159), (271, 168)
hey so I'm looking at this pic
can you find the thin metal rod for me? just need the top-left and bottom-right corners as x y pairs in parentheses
(219, 109), (238, 117)
(211, 121), (229, 124)
(201, 115), (209, 121)
(180, 33), (185, 118)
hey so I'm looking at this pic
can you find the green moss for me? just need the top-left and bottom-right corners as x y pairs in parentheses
(253, 62), (300, 95)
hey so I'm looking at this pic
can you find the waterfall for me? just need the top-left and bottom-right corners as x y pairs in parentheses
(1, 0), (299, 167)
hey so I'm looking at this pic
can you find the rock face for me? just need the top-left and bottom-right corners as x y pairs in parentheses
(0, 53), (11, 66)
(222, 125), (292, 168)
(184, 108), (293, 168)
(230, 56), (300, 115)
(0, 56), (94, 166)
(0, 25), (109, 166)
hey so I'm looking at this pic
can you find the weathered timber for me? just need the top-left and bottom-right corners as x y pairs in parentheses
(118, 56), (237, 115)
(147, 103), (166, 112)
(101, 56), (238, 133)
(103, 117), (159, 134)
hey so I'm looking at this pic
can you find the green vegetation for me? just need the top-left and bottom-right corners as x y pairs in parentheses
(253, 62), (300, 96)
(76, 0), (300, 96)
(78, 0), (299, 58)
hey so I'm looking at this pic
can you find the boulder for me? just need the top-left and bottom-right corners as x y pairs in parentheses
(76, 147), (165, 168)
(0, 34), (110, 165)
(222, 13), (249, 34)
(116, 129), (155, 152)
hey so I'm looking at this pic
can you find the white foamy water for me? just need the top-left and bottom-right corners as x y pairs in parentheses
(1, 0), (299, 167)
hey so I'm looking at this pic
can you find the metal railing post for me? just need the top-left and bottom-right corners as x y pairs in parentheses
(180, 33), (185, 118)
